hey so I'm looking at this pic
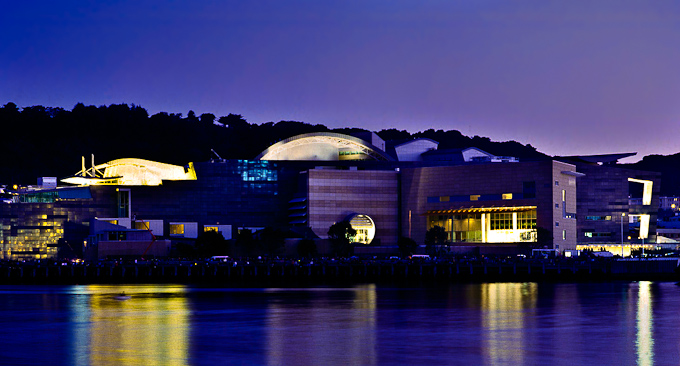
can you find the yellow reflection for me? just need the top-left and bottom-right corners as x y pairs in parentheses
(265, 285), (377, 365)
(75, 285), (189, 365)
(636, 281), (654, 366)
(481, 283), (537, 365)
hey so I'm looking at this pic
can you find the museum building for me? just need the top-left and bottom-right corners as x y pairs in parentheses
(0, 132), (660, 259)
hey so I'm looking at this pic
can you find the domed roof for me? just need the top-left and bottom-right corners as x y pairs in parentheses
(256, 132), (394, 161)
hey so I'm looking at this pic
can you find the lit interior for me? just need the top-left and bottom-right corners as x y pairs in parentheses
(427, 206), (537, 243)
(349, 214), (376, 245)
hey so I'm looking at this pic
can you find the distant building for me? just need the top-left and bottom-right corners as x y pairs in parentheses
(0, 132), (662, 259)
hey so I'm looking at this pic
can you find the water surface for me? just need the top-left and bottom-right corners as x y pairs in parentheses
(0, 282), (676, 365)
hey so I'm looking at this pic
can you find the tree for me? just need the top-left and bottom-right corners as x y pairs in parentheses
(328, 221), (357, 257)
(200, 113), (216, 125)
(187, 110), (199, 123)
(424, 225), (448, 255)
(297, 239), (318, 258)
(397, 236), (418, 257)
(195, 230), (229, 258)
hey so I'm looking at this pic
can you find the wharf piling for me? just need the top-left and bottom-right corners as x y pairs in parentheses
(0, 259), (677, 284)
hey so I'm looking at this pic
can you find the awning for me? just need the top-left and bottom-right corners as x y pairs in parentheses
(426, 206), (537, 215)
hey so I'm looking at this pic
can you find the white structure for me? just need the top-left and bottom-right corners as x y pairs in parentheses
(256, 133), (394, 162)
(394, 139), (438, 162)
(62, 156), (197, 186)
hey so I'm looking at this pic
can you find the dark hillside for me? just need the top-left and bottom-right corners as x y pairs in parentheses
(1, 102), (552, 185)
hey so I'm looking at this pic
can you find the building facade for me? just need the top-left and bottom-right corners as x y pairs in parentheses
(401, 160), (579, 252)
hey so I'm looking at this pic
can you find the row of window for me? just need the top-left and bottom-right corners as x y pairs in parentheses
(585, 215), (612, 221)
(428, 193), (518, 203)
(584, 232), (612, 238)
(427, 182), (537, 203)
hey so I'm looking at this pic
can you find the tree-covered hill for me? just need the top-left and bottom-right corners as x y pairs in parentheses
(625, 154), (680, 196)
(0, 102), (583, 186)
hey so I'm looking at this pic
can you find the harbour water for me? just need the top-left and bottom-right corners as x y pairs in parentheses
(0, 281), (677, 365)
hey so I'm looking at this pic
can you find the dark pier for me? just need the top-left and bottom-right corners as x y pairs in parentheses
(0, 258), (677, 284)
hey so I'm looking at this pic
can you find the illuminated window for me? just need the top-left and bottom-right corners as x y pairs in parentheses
(490, 213), (513, 230)
(105, 220), (118, 225)
(470, 195), (480, 201)
(584, 232), (612, 238)
(440, 196), (450, 202)
(134, 221), (150, 230)
(170, 224), (185, 235)
(585, 216), (612, 221)
(562, 230), (566, 240)
(204, 226), (218, 232)
(517, 211), (536, 229)
(562, 190), (566, 202)
(502, 193), (512, 200)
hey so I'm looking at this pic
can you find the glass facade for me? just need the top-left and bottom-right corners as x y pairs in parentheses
(0, 186), (118, 260)
(428, 209), (537, 243)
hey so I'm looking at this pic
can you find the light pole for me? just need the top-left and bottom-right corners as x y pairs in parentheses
(621, 213), (626, 257)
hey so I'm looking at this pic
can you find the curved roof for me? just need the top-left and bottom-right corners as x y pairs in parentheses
(62, 158), (197, 186)
(256, 132), (394, 161)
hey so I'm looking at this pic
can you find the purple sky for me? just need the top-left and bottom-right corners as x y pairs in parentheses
(2, 1), (679, 162)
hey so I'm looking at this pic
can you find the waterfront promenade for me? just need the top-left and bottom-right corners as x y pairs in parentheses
(0, 256), (677, 284)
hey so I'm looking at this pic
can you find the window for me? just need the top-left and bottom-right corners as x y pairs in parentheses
(555, 181), (559, 186)
(585, 216), (612, 221)
(562, 189), (566, 202)
(117, 189), (130, 218)
(555, 222), (559, 227)
(502, 193), (513, 200)
(555, 203), (559, 208)
(440, 196), (450, 202)
(562, 230), (566, 240)
(204, 226), (218, 232)
(517, 211), (536, 229)
(491, 213), (513, 230)
(170, 224), (185, 235)
(134, 221), (150, 230)
(470, 195), (480, 201)
(584, 232), (612, 238)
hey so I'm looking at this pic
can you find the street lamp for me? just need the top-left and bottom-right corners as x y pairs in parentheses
(621, 213), (626, 257)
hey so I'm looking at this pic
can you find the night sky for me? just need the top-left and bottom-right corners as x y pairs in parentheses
(2, 1), (679, 162)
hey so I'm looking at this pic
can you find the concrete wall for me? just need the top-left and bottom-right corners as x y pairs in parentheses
(306, 169), (399, 246)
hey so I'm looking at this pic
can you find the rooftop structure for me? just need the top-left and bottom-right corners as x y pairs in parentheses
(61, 157), (197, 186)
(255, 132), (395, 162)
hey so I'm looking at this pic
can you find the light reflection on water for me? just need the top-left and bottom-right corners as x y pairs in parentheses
(69, 285), (190, 366)
(0, 282), (678, 365)
(637, 281), (654, 366)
